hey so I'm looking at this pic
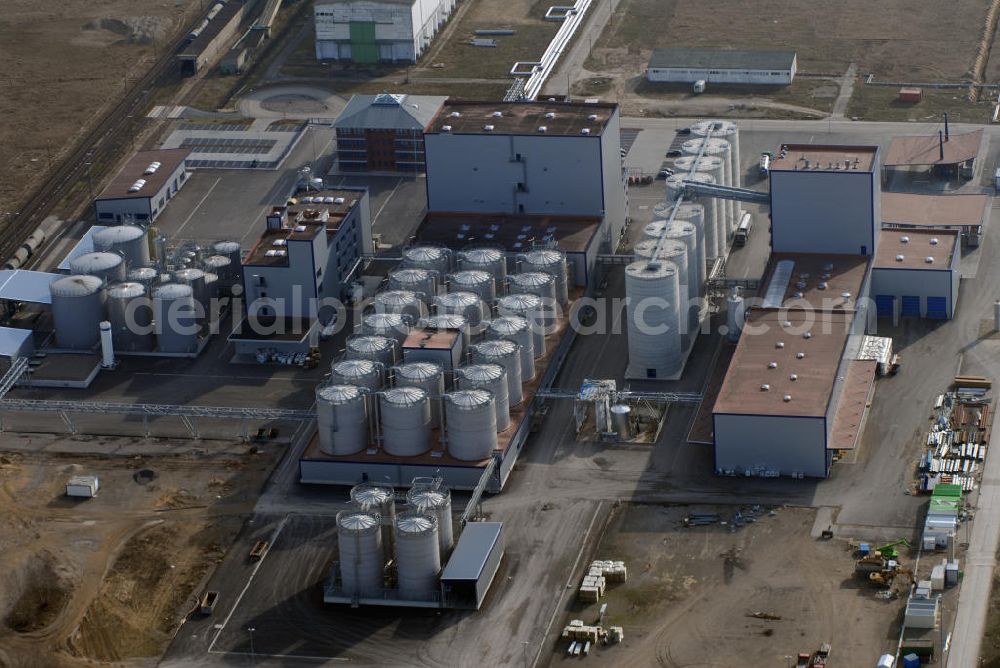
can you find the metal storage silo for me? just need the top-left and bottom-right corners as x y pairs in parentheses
(50, 275), (106, 349)
(508, 272), (557, 311)
(173, 268), (209, 318)
(202, 255), (234, 287)
(388, 268), (437, 299)
(93, 225), (149, 267)
(337, 511), (384, 596)
(434, 291), (485, 327)
(660, 220), (701, 331)
(345, 335), (397, 368)
(331, 359), (383, 391)
(448, 270), (495, 305)
(457, 247), (507, 287)
(455, 363), (509, 431)
(683, 136), (735, 235)
(518, 249), (569, 304)
(470, 339), (522, 406)
(666, 172), (721, 260)
(361, 312), (410, 346)
(317, 384), (368, 455)
(380, 387), (431, 456)
(445, 390), (498, 460)
(351, 483), (396, 523)
(418, 314), (470, 348)
(373, 290), (424, 322)
(127, 266), (158, 289)
(70, 252), (126, 284)
(726, 288), (745, 343)
(407, 487), (454, 555)
(496, 293), (547, 357)
(486, 316), (534, 381)
(691, 119), (741, 189)
(643, 220), (670, 241)
(634, 239), (690, 347)
(394, 361), (445, 427)
(153, 283), (199, 353)
(394, 512), (441, 600)
(625, 260), (682, 380)
(106, 282), (154, 352)
(212, 241), (243, 282)
(402, 245), (452, 275)
(674, 155), (728, 236)
(661, 203), (707, 291)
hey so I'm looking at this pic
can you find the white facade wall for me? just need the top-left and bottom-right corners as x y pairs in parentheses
(600, 110), (627, 250)
(713, 413), (828, 478)
(95, 162), (187, 224)
(770, 169), (879, 256)
(315, 0), (451, 62)
(869, 267), (957, 319)
(243, 235), (324, 320)
(648, 65), (795, 85)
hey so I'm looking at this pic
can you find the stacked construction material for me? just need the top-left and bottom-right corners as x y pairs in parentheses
(577, 559), (627, 601)
(919, 388), (992, 493)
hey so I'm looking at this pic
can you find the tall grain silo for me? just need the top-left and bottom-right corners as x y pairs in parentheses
(434, 291), (485, 327)
(345, 335), (397, 368)
(485, 315), (534, 381)
(682, 136), (735, 235)
(518, 248), (569, 304)
(445, 390), (498, 460)
(388, 268), (438, 299)
(496, 293), (547, 357)
(351, 483), (396, 524)
(394, 512), (441, 600)
(448, 270), (495, 305)
(317, 384), (368, 455)
(402, 245), (452, 275)
(94, 225), (149, 268)
(50, 275), (105, 349)
(673, 155), (728, 248)
(454, 363), (510, 431)
(633, 239), (690, 348)
(661, 202), (708, 291)
(106, 282), (154, 352)
(336, 511), (384, 597)
(457, 247), (507, 287)
(394, 361), (445, 427)
(470, 339), (522, 406)
(691, 119), (741, 189)
(372, 290), (424, 322)
(152, 283), (199, 353)
(331, 359), (383, 391)
(173, 268), (209, 318)
(380, 387), (431, 456)
(625, 260), (682, 380)
(361, 312), (410, 346)
(407, 487), (454, 555)
(667, 171), (720, 260)
(70, 252), (126, 284)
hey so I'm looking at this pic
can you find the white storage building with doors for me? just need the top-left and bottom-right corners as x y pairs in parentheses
(647, 48), (797, 85)
(314, 0), (455, 63)
(94, 149), (190, 225)
(870, 229), (959, 320)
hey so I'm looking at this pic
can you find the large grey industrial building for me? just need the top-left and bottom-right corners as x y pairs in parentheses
(646, 48), (797, 85)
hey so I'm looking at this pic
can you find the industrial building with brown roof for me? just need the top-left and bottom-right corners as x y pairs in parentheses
(770, 144), (877, 173)
(883, 130), (983, 167)
(426, 101), (616, 136)
(873, 229), (958, 270)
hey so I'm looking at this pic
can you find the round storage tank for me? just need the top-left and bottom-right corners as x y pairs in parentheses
(625, 260), (682, 380)
(388, 268), (437, 299)
(337, 511), (384, 596)
(691, 119), (741, 188)
(153, 283), (199, 353)
(448, 270), (495, 305)
(508, 272), (557, 311)
(660, 220), (701, 335)
(457, 247), (507, 287)
(127, 266), (158, 289)
(212, 241), (243, 281)
(402, 245), (451, 275)
(50, 275), (106, 350)
(455, 363), (509, 431)
(470, 339), (522, 406)
(611, 404), (633, 439)
(496, 293), (547, 357)
(351, 483), (396, 522)
(94, 225), (149, 268)
(486, 316), (534, 381)
(70, 252), (126, 284)
(435, 291), (485, 327)
(173, 268), (209, 318)
(331, 359), (383, 390)
(643, 220), (670, 241)
(373, 290), (424, 322)
(634, 239), (690, 347)
(394, 361), (445, 427)
(106, 282), (154, 352)
(317, 384), (368, 455)
(394, 512), (441, 599)
(660, 203), (707, 291)
(407, 488), (454, 555)
(380, 387), (431, 456)
(683, 136), (735, 233)
(666, 172), (721, 260)
(361, 312), (410, 345)
(518, 249), (569, 304)
(202, 255), (234, 286)
(726, 289), (745, 343)
(674, 155), (728, 236)
(445, 390), (498, 460)
(345, 335), (397, 368)
(418, 314), (470, 348)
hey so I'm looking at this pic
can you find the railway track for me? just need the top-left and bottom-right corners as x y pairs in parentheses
(0, 21), (195, 263)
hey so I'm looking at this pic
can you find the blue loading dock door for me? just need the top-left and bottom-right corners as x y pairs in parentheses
(875, 295), (895, 318)
(901, 296), (921, 318)
(926, 296), (948, 319)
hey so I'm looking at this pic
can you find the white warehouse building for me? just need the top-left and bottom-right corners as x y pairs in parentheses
(314, 0), (456, 63)
(94, 148), (190, 225)
(647, 48), (797, 85)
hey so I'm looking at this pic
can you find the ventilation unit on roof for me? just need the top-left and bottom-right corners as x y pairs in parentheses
(442, 125), (452, 132)
(544, 111), (556, 119)
(128, 179), (147, 193)
(450, 111), (462, 118)
(491, 111), (503, 117)
(782, 320), (791, 327)
(793, 291), (803, 298)
(803, 332), (812, 339)
(796, 352), (805, 359)
(895, 254), (905, 262)
(789, 374), (798, 381)
(900, 235), (910, 243)
(775, 341), (785, 349)
(294, 225), (307, 232)
(925, 256), (935, 263)
(768, 361), (777, 369)
(587, 114), (598, 121)
(783, 394), (792, 402)
(323, 197), (335, 204)
(484, 125), (494, 131)
(272, 239), (287, 247)
(537, 126), (547, 133)
(930, 237), (939, 245)
(581, 128), (591, 135)
(760, 384), (770, 391)
(143, 162), (161, 175)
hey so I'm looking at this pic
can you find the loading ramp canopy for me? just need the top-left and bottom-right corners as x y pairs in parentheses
(0, 270), (60, 305)
(883, 130), (982, 167)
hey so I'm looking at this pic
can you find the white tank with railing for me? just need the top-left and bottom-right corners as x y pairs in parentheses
(444, 389), (497, 460)
(394, 361), (445, 427)
(317, 384), (368, 455)
(455, 363), (510, 431)
(435, 291), (485, 327)
(406, 487), (454, 555)
(496, 293), (547, 357)
(470, 339), (523, 406)
(337, 511), (384, 596)
(331, 359), (383, 391)
(518, 248), (569, 304)
(457, 247), (507, 287)
(380, 387), (431, 456)
(394, 512), (441, 600)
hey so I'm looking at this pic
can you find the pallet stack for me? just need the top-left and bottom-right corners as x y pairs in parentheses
(577, 559), (628, 601)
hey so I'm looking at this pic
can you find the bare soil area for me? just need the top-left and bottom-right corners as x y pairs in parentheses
(545, 503), (905, 667)
(0, 0), (200, 221)
(0, 445), (280, 667)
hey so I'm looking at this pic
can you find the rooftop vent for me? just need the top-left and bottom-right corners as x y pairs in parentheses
(823, 263), (834, 272)
(449, 111), (462, 118)
(803, 332), (812, 339)
(334, 197), (345, 204)
(925, 256), (935, 263)
(782, 320), (791, 327)
(537, 126), (547, 133)
(789, 374), (798, 381)
(817, 282), (828, 290)
(793, 291), (803, 298)
(841, 292), (851, 300)
(484, 124), (495, 132)
(775, 341), (785, 349)
(896, 254), (905, 262)
(491, 111), (503, 118)
(900, 235), (910, 243)
(294, 225), (307, 232)
(930, 237), (939, 245)
(442, 125), (452, 132)
(768, 361), (777, 369)
(760, 384), (770, 391)
(272, 239), (287, 247)
(544, 111), (556, 119)
(143, 162), (161, 175)
(796, 352), (805, 359)
(783, 394), (792, 402)
(587, 114), (598, 121)
(581, 128), (591, 135)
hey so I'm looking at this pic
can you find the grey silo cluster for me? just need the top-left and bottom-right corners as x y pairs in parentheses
(152, 283), (199, 353)
(372, 290), (424, 322)
(317, 384), (369, 455)
(401, 244), (452, 275)
(336, 511), (384, 597)
(624, 259), (682, 380)
(470, 339), (522, 406)
(682, 136), (736, 237)
(106, 282), (154, 352)
(454, 363), (510, 431)
(674, 154), (726, 255)
(361, 312), (411, 346)
(394, 361), (445, 428)
(331, 358), (383, 391)
(388, 268), (438, 299)
(379, 387), (432, 456)
(394, 511), (442, 600)
(406, 486), (454, 555)
(70, 252), (126, 284)
(127, 266), (159, 289)
(690, 119), (741, 236)
(93, 225), (149, 268)
(517, 248), (569, 304)
(345, 334), (397, 368)
(211, 240), (243, 285)
(448, 269), (495, 305)
(485, 316), (534, 381)
(434, 291), (485, 327)
(496, 293), (547, 357)
(444, 389), (498, 460)
(50, 275), (106, 349)
(457, 247), (507, 287)
(418, 313), (471, 348)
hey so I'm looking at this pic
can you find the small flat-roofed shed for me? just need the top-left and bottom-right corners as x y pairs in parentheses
(883, 129), (982, 183)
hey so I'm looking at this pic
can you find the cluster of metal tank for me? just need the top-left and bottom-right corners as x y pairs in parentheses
(336, 480), (455, 600)
(3, 227), (47, 270)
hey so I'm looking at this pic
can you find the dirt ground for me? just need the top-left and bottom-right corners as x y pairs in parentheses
(545, 503), (905, 667)
(0, 0), (200, 221)
(0, 444), (281, 667)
